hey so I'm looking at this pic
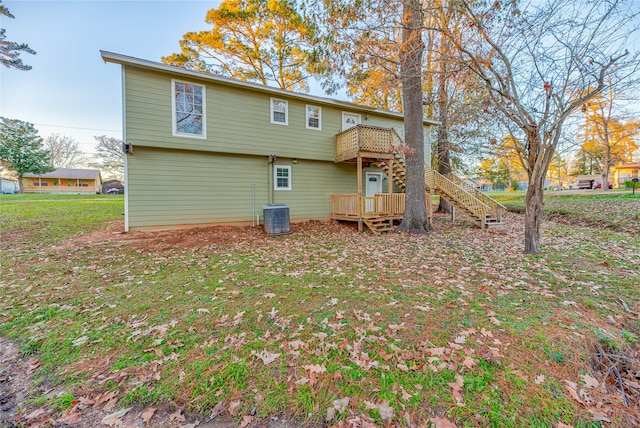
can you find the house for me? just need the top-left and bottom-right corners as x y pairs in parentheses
(102, 51), (505, 233)
(611, 162), (640, 188)
(102, 179), (125, 194)
(0, 177), (18, 194)
(22, 168), (102, 194)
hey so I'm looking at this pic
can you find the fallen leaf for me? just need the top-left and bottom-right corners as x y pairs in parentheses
(563, 380), (584, 405)
(72, 336), (90, 347)
(429, 416), (458, 428)
(239, 415), (253, 428)
(93, 391), (118, 408)
(228, 401), (241, 416)
(534, 375), (545, 384)
(101, 407), (131, 426)
(58, 410), (82, 425)
(377, 401), (394, 421)
(462, 356), (477, 369)
(169, 410), (186, 422)
(141, 407), (156, 424)
(454, 335), (467, 344)
(25, 409), (45, 420)
(253, 350), (280, 365)
(196, 308), (210, 314)
(581, 373), (599, 389)
(304, 364), (326, 374)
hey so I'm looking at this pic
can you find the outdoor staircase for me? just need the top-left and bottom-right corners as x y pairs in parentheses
(363, 217), (395, 235)
(375, 153), (506, 229)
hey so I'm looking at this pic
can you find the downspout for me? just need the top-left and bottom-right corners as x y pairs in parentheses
(268, 154), (276, 205)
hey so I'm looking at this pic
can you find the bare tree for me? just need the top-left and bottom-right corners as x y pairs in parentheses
(439, 0), (639, 254)
(43, 134), (89, 168)
(93, 135), (124, 180)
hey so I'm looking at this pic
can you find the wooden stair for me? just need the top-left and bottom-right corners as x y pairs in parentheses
(376, 153), (506, 230)
(363, 217), (395, 234)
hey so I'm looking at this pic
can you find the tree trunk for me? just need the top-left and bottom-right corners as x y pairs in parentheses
(436, 40), (452, 214)
(397, 0), (428, 233)
(18, 175), (24, 194)
(524, 171), (545, 254)
(523, 129), (550, 255)
(601, 144), (610, 191)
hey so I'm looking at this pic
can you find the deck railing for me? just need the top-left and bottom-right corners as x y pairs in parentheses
(23, 185), (99, 193)
(335, 125), (400, 162)
(443, 173), (506, 222)
(332, 193), (406, 217)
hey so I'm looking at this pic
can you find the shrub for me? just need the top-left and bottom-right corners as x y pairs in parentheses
(623, 180), (640, 189)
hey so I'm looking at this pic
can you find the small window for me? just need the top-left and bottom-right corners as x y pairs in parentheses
(274, 165), (291, 190)
(271, 98), (288, 125)
(306, 105), (321, 130)
(172, 80), (206, 138)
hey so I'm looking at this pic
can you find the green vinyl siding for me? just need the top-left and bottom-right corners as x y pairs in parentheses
(123, 67), (431, 163)
(127, 147), (357, 230)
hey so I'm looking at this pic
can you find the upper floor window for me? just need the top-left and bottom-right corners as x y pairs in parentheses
(271, 98), (288, 125)
(306, 105), (322, 130)
(172, 80), (206, 138)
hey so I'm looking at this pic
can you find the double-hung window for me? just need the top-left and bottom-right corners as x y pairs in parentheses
(270, 98), (288, 125)
(172, 80), (206, 138)
(306, 105), (322, 130)
(274, 165), (291, 190)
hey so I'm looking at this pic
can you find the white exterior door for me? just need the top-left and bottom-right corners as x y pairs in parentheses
(365, 173), (382, 213)
(342, 112), (361, 131)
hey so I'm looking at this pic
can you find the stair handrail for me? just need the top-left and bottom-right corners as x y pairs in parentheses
(373, 130), (499, 227)
(432, 169), (492, 221)
(444, 173), (507, 211)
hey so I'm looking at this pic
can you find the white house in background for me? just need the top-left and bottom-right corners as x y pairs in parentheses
(0, 177), (19, 194)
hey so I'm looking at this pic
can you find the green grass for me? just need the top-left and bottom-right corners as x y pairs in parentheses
(0, 193), (638, 426)
(492, 191), (640, 233)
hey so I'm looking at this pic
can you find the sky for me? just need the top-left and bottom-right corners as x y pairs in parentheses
(1, 0), (225, 154)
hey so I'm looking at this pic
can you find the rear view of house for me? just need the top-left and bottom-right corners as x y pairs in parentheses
(102, 52), (437, 232)
(102, 51), (505, 233)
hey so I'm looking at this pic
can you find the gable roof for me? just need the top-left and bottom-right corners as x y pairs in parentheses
(23, 168), (102, 181)
(100, 51), (439, 127)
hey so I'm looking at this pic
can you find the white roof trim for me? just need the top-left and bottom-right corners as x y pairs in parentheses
(100, 50), (439, 126)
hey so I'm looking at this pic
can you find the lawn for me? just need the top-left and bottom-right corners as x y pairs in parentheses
(0, 193), (638, 427)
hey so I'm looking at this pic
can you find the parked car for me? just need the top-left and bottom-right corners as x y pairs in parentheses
(594, 181), (613, 189)
(576, 180), (593, 189)
(106, 188), (121, 194)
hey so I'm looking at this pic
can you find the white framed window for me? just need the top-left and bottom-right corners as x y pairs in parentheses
(274, 165), (291, 190)
(270, 98), (288, 125)
(306, 105), (322, 130)
(172, 79), (206, 138)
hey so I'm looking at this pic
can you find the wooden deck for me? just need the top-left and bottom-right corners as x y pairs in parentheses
(335, 125), (402, 163)
(331, 193), (433, 234)
(331, 193), (406, 219)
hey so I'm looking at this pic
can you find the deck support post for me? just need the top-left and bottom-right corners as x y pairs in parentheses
(387, 159), (394, 194)
(451, 204), (456, 221)
(426, 190), (432, 228)
(357, 155), (363, 232)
